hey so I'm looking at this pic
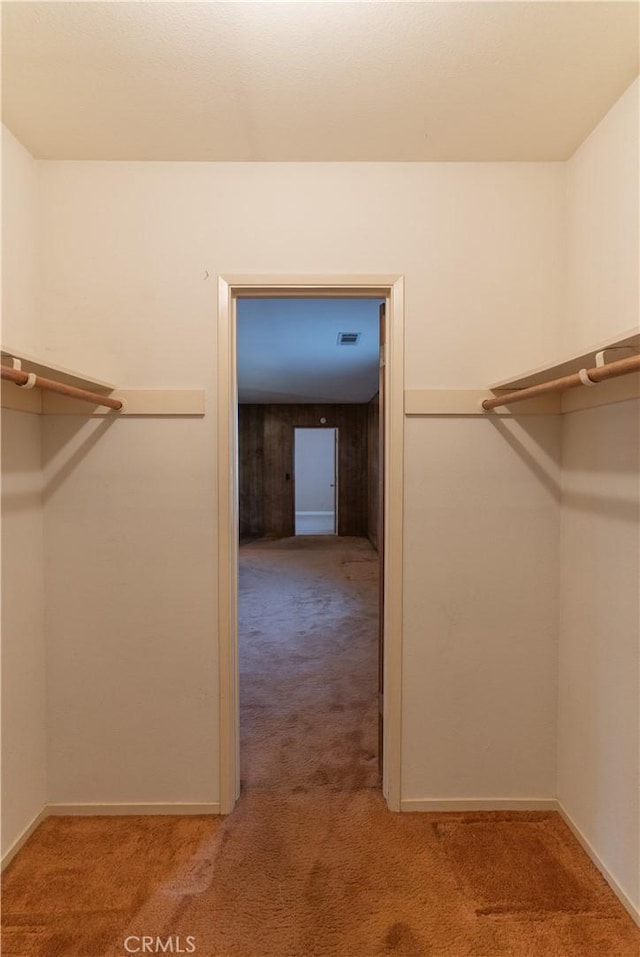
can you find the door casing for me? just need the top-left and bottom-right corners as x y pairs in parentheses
(217, 274), (404, 813)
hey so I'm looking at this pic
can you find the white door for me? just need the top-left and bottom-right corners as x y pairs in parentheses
(294, 428), (337, 535)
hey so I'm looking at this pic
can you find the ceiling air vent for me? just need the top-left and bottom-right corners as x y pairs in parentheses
(337, 332), (361, 346)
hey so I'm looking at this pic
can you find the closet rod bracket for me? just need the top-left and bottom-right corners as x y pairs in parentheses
(595, 347), (635, 368)
(578, 369), (597, 387)
(17, 372), (37, 390)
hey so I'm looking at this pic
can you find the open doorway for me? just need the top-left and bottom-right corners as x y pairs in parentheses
(235, 297), (381, 796)
(294, 427), (338, 535)
(217, 275), (404, 814)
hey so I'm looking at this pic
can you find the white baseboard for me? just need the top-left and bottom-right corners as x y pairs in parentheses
(400, 798), (558, 812)
(2, 802), (220, 871)
(1, 806), (49, 870)
(557, 802), (640, 926)
(46, 802), (221, 817)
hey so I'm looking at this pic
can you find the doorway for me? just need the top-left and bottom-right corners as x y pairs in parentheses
(294, 427), (338, 535)
(217, 275), (404, 814)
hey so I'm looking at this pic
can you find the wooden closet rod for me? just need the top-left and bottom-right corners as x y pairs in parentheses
(482, 354), (640, 411)
(1, 366), (124, 411)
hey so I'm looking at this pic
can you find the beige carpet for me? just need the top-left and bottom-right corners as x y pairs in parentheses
(238, 536), (379, 792)
(2, 537), (639, 956)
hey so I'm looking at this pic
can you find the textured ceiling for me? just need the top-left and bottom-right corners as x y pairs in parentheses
(2, 1), (638, 161)
(237, 299), (381, 404)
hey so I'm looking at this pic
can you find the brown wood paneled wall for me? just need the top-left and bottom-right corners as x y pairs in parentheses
(239, 404), (370, 539)
(367, 393), (380, 551)
(238, 405), (265, 538)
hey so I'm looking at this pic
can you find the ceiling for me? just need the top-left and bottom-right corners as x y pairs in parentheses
(2, 1), (638, 162)
(237, 299), (381, 403)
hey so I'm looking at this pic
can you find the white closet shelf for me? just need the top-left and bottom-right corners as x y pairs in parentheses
(1, 346), (205, 416)
(490, 327), (640, 390)
(483, 327), (640, 415)
(404, 328), (639, 417)
(1, 346), (116, 392)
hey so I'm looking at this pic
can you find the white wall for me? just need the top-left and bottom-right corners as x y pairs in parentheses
(1, 412), (47, 856)
(559, 78), (640, 915)
(37, 162), (565, 388)
(404, 415), (560, 800)
(42, 416), (218, 805)
(565, 77), (639, 351)
(1, 133), (47, 857)
(36, 160), (566, 806)
(1, 127), (41, 353)
(559, 404), (639, 911)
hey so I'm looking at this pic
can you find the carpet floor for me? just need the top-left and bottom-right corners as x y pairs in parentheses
(2, 537), (638, 957)
(238, 536), (379, 793)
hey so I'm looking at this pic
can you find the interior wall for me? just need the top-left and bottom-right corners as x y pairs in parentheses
(559, 403), (639, 912)
(403, 415), (561, 801)
(558, 78), (640, 915)
(1, 132), (47, 857)
(238, 405), (265, 539)
(564, 77), (639, 352)
(239, 404), (368, 539)
(42, 416), (219, 806)
(37, 162), (564, 388)
(1, 411), (47, 857)
(35, 159), (566, 806)
(1, 127), (41, 352)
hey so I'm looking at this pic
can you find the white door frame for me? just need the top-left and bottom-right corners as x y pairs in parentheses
(217, 274), (404, 813)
